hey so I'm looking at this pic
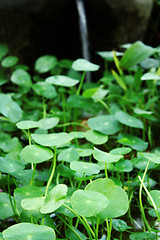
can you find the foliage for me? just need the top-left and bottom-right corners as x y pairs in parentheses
(0, 41), (160, 240)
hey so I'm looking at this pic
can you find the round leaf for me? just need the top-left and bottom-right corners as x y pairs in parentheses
(10, 69), (32, 86)
(115, 111), (143, 129)
(141, 152), (160, 164)
(85, 178), (129, 218)
(40, 184), (67, 214)
(0, 94), (22, 122)
(0, 193), (14, 220)
(21, 197), (45, 210)
(1, 56), (18, 68)
(35, 55), (57, 73)
(109, 147), (132, 155)
(118, 133), (148, 151)
(76, 148), (93, 157)
(129, 232), (156, 240)
(16, 120), (39, 129)
(72, 59), (100, 71)
(112, 219), (129, 232)
(88, 115), (122, 135)
(93, 147), (123, 163)
(31, 133), (73, 147)
(0, 157), (24, 173)
(14, 186), (43, 203)
(38, 117), (59, 130)
(46, 75), (79, 87)
(149, 190), (160, 208)
(21, 145), (53, 164)
(71, 190), (109, 217)
(70, 161), (100, 175)
(115, 159), (133, 172)
(85, 130), (108, 145)
(58, 147), (79, 162)
(32, 82), (57, 99)
(3, 223), (56, 240)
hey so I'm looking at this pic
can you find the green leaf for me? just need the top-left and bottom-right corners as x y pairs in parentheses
(120, 41), (156, 69)
(115, 159), (133, 172)
(149, 190), (160, 208)
(141, 72), (160, 80)
(14, 186), (43, 204)
(21, 197), (45, 211)
(65, 227), (87, 240)
(10, 169), (37, 180)
(21, 145), (53, 164)
(0, 193), (14, 220)
(0, 94), (22, 122)
(112, 219), (129, 232)
(88, 115), (122, 135)
(31, 133), (73, 147)
(129, 232), (156, 240)
(97, 51), (123, 61)
(40, 184), (67, 214)
(85, 130), (108, 145)
(93, 147), (123, 163)
(85, 178), (129, 218)
(71, 190), (109, 217)
(57, 164), (75, 177)
(35, 55), (58, 73)
(72, 58), (100, 71)
(109, 147), (132, 155)
(0, 157), (25, 173)
(10, 69), (32, 86)
(112, 70), (127, 91)
(140, 152), (160, 164)
(46, 75), (79, 87)
(69, 131), (86, 139)
(38, 117), (59, 130)
(16, 120), (39, 129)
(3, 223), (56, 240)
(76, 148), (93, 157)
(0, 43), (9, 61)
(58, 147), (79, 162)
(70, 161), (100, 175)
(117, 133), (148, 151)
(1, 56), (18, 68)
(115, 111), (143, 129)
(32, 82), (57, 99)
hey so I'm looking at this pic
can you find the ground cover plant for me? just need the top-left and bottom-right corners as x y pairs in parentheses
(0, 41), (160, 240)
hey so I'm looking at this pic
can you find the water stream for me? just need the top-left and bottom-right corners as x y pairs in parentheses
(75, 0), (91, 82)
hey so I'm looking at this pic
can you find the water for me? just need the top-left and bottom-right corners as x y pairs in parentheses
(75, 0), (91, 82)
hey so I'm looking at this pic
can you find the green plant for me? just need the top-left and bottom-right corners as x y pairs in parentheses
(0, 41), (160, 240)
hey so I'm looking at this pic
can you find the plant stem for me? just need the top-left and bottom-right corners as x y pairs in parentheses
(55, 213), (83, 240)
(42, 97), (46, 119)
(30, 164), (36, 186)
(62, 203), (94, 239)
(77, 172), (85, 189)
(138, 175), (160, 223)
(105, 163), (108, 178)
(76, 71), (86, 95)
(45, 147), (56, 197)
(96, 218), (100, 240)
(138, 159), (151, 231)
(98, 99), (110, 114)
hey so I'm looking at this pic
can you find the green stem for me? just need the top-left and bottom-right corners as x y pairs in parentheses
(138, 160), (151, 231)
(77, 172), (85, 189)
(106, 219), (111, 240)
(96, 218), (100, 240)
(7, 175), (19, 222)
(42, 98), (47, 119)
(45, 147), (56, 197)
(76, 71), (86, 95)
(55, 214), (83, 240)
(98, 99), (110, 114)
(105, 163), (108, 178)
(138, 175), (160, 223)
(30, 164), (36, 186)
(62, 203), (94, 239)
